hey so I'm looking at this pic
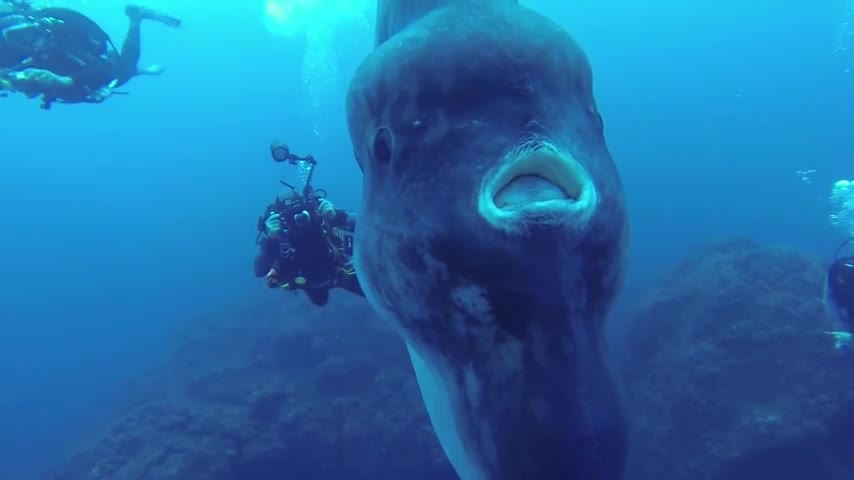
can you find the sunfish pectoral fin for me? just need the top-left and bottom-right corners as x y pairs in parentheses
(375, 0), (519, 46)
(404, 342), (488, 480)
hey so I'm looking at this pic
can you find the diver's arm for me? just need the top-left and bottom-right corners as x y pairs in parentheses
(253, 235), (279, 277)
(332, 209), (356, 230)
(27, 68), (113, 106)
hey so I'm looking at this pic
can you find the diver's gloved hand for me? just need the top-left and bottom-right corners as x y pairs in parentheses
(318, 199), (336, 221)
(265, 213), (283, 236)
(88, 79), (119, 103)
(265, 268), (280, 288)
(8, 68), (72, 98)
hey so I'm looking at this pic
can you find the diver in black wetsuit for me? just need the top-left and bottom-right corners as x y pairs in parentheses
(826, 239), (854, 327)
(253, 141), (364, 307)
(824, 238), (854, 349)
(0, 1), (180, 108)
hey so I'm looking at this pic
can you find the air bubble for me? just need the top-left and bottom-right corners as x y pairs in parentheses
(830, 178), (854, 236)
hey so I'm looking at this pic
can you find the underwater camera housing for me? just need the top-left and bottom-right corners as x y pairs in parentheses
(257, 141), (328, 233)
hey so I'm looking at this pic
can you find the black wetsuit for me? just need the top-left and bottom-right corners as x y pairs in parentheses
(827, 256), (854, 325)
(254, 200), (363, 307)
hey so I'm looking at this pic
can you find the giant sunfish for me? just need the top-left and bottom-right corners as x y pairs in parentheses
(345, 1), (629, 478)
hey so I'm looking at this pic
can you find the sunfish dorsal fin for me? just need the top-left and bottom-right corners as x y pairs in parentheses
(374, 0), (518, 46)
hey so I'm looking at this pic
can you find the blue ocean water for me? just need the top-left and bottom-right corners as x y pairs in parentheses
(0, 0), (852, 478)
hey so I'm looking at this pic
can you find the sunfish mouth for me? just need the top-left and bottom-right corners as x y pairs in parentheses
(481, 146), (597, 226)
(494, 174), (573, 207)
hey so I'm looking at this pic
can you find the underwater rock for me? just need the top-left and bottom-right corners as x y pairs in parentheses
(46, 237), (854, 480)
(620, 237), (854, 480)
(40, 295), (454, 480)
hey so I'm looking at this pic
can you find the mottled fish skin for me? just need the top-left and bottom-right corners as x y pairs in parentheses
(345, 1), (629, 479)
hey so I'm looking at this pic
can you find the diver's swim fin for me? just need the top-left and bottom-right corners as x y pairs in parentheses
(125, 5), (182, 28)
(138, 64), (164, 76)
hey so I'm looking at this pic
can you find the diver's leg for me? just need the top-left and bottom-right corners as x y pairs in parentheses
(339, 274), (365, 298)
(116, 5), (181, 82)
(115, 8), (142, 81)
(305, 289), (330, 307)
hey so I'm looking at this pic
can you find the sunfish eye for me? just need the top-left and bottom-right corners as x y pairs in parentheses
(372, 128), (393, 165)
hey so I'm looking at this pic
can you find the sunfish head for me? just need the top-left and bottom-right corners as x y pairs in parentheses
(346, 1), (629, 479)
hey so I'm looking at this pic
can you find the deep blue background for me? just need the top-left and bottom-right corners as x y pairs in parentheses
(1, 0), (852, 478)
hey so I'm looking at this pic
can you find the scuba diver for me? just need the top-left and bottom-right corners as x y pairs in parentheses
(254, 141), (364, 307)
(824, 238), (854, 350)
(0, 0), (180, 108)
